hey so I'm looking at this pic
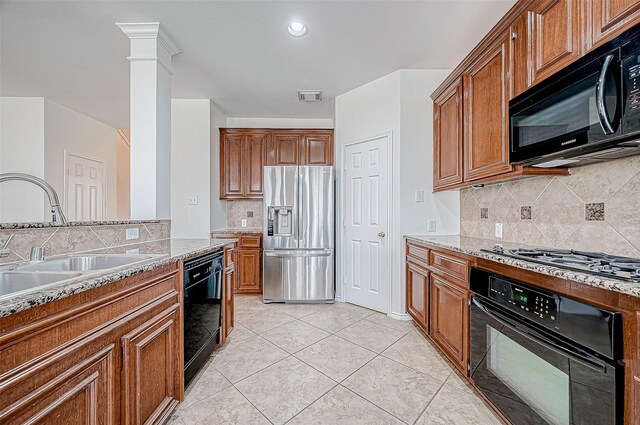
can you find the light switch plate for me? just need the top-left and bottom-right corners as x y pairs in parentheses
(427, 219), (436, 232)
(188, 196), (198, 205)
(415, 190), (425, 203)
(241, 219), (247, 227)
(126, 228), (139, 240)
(495, 223), (503, 238)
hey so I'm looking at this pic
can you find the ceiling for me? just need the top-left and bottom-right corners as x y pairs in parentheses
(1, 0), (516, 129)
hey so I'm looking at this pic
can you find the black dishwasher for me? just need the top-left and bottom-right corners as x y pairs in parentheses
(184, 251), (223, 386)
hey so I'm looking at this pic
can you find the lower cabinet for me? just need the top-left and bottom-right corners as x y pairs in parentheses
(429, 274), (469, 373)
(406, 261), (429, 333)
(236, 249), (262, 294)
(0, 263), (183, 425)
(221, 245), (235, 346)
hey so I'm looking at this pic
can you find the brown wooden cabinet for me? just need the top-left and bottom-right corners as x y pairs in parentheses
(587, 0), (640, 51)
(433, 78), (464, 190)
(301, 133), (333, 165)
(527, 0), (583, 86)
(268, 132), (300, 165)
(212, 233), (263, 295)
(221, 245), (235, 346)
(430, 274), (469, 373)
(0, 263), (184, 425)
(406, 261), (429, 333)
(510, 11), (530, 98)
(463, 29), (512, 181)
(222, 129), (334, 199)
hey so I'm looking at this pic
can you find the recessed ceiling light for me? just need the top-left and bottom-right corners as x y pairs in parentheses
(288, 22), (307, 37)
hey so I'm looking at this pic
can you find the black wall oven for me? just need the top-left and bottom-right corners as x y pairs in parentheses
(509, 23), (640, 167)
(184, 251), (223, 386)
(470, 268), (624, 425)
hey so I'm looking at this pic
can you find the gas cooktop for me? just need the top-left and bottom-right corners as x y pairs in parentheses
(481, 246), (640, 283)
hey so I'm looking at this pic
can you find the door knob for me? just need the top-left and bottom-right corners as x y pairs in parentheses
(378, 231), (385, 238)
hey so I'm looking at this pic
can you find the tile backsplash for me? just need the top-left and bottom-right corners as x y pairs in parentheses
(460, 155), (640, 257)
(226, 200), (264, 228)
(0, 221), (170, 264)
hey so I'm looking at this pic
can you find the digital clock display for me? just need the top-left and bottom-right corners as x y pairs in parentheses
(512, 291), (528, 304)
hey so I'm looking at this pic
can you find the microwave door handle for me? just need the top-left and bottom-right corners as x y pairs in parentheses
(596, 54), (616, 135)
(472, 297), (607, 373)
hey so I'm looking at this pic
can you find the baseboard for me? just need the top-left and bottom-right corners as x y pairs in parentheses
(389, 312), (412, 321)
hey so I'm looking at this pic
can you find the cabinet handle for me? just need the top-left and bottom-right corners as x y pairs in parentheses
(511, 31), (517, 40)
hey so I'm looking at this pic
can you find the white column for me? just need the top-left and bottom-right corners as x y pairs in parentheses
(116, 22), (180, 219)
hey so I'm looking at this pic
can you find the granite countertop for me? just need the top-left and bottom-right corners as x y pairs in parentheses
(404, 235), (640, 299)
(0, 219), (165, 230)
(211, 228), (263, 235)
(0, 238), (236, 318)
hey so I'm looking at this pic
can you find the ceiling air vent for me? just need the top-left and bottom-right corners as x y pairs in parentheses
(298, 90), (323, 102)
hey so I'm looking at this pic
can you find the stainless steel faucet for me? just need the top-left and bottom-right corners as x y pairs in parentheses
(0, 173), (67, 224)
(0, 235), (13, 258)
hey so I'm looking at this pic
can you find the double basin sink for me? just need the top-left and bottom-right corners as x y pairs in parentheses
(0, 254), (156, 299)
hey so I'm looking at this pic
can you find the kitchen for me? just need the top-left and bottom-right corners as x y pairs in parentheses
(1, 1), (639, 425)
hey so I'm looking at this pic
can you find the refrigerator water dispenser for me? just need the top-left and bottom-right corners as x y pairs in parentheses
(267, 206), (293, 236)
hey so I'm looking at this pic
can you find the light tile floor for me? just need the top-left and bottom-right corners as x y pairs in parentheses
(169, 295), (502, 425)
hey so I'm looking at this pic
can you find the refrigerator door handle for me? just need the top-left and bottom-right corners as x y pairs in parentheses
(265, 250), (332, 258)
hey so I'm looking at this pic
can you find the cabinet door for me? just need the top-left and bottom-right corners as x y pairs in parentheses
(122, 305), (181, 425)
(244, 132), (267, 197)
(510, 12), (529, 98)
(301, 133), (333, 165)
(236, 250), (262, 294)
(221, 132), (245, 199)
(1, 343), (115, 425)
(430, 275), (468, 374)
(268, 133), (300, 165)
(433, 78), (464, 189)
(528, 0), (582, 86)
(587, 0), (640, 51)
(463, 30), (512, 181)
(224, 266), (235, 340)
(406, 262), (429, 332)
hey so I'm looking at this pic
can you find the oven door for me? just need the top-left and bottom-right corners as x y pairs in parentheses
(509, 49), (621, 165)
(470, 296), (622, 425)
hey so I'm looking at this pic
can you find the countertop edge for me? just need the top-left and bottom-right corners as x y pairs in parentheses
(0, 239), (235, 318)
(404, 235), (640, 299)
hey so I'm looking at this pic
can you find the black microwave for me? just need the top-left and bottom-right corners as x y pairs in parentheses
(509, 24), (640, 167)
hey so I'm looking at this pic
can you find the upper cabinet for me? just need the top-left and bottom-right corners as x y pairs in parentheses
(463, 30), (512, 181)
(301, 133), (333, 165)
(430, 0), (640, 192)
(586, 0), (640, 51)
(221, 128), (334, 199)
(433, 78), (464, 190)
(527, 0), (583, 86)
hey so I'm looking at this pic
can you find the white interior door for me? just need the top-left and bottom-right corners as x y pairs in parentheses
(343, 134), (390, 312)
(66, 153), (104, 221)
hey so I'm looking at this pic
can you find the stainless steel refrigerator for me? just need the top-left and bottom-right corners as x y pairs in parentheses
(263, 166), (334, 303)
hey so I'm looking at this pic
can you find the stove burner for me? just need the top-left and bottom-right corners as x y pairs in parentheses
(501, 247), (640, 283)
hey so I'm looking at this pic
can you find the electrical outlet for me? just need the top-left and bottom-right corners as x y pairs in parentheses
(415, 190), (425, 203)
(495, 223), (503, 238)
(427, 219), (436, 232)
(247, 211), (254, 218)
(125, 228), (139, 240)
(241, 219), (247, 227)
(188, 196), (198, 205)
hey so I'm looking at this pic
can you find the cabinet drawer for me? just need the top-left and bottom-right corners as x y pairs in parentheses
(406, 242), (429, 266)
(430, 250), (468, 286)
(239, 235), (262, 249)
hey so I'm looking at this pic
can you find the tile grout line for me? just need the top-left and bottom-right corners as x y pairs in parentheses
(410, 372), (450, 425)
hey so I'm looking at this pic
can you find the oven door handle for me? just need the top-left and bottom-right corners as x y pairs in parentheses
(472, 297), (608, 373)
(596, 53), (616, 135)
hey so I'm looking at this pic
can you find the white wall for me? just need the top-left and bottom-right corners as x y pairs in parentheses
(210, 101), (228, 231)
(0, 97), (46, 222)
(43, 99), (120, 220)
(171, 99), (212, 238)
(334, 70), (460, 318)
(226, 117), (334, 129)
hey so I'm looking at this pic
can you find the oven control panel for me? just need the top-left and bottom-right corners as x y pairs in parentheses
(489, 278), (558, 324)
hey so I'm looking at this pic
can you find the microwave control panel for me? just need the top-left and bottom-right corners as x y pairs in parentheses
(622, 46), (640, 132)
